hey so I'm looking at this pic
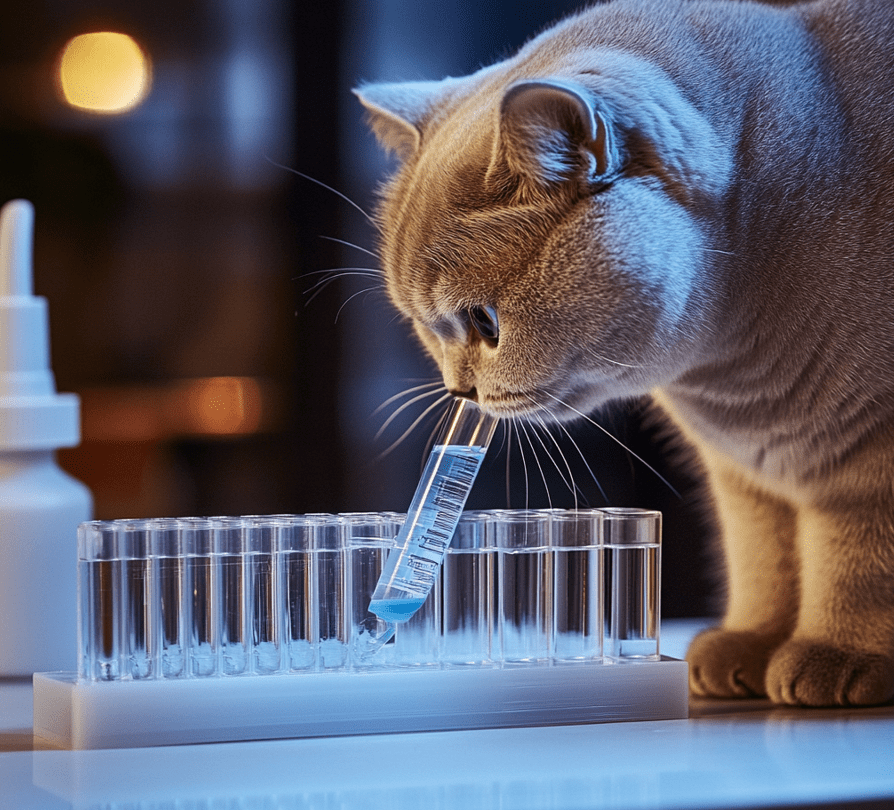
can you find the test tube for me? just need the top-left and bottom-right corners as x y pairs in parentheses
(341, 513), (401, 667)
(550, 510), (603, 662)
(181, 518), (219, 677)
(602, 508), (661, 660)
(215, 517), (249, 675)
(150, 519), (187, 678)
(118, 520), (154, 679)
(77, 521), (121, 681)
(244, 517), (281, 674)
(277, 516), (317, 672)
(441, 511), (495, 667)
(495, 510), (552, 664)
(314, 515), (349, 670)
(370, 397), (498, 624)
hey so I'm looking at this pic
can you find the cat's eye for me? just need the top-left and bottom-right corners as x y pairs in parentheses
(468, 305), (499, 345)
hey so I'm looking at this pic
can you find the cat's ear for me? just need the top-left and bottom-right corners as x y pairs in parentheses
(490, 78), (619, 191)
(354, 81), (449, 160)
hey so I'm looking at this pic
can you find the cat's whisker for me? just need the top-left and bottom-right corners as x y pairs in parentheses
(264, 157), (379, 230)
(541, 391), (682, 499)
(528, 410), (583, 509)
(302, 267), (383, 282)
(376, 393), (453, 461)
(318, 235), (380, 259)
(374, 386), (447, 441)
(302, 269), (385, 307)
(553, 419), (609, 503)
(372, 380), (444, 417)
(586, 349), (646, 369)
(334, 286), (385, 322)
(516, 418), (554, 509)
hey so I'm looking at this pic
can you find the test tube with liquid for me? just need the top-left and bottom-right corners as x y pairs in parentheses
(118, 520), (154, 679)
(277, 516), (316, 672)
(370, 398), (498, 628)
(181, 518), (218, 677)
(150, 519), (187, 678)
(441, 511), (495, 667)
(244, 517), (281, 674)
(550, 509), (603, 662)
(215, 517), (249, 675)
(342, 513), (401, 666)
(314, 514), (349, 670)
(78, 521), (121, 681)
(603, 508), (661, 660)
(495, 510), (552, 664)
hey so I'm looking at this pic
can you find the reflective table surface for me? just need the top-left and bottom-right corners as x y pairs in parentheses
(2, 619), (893, 809)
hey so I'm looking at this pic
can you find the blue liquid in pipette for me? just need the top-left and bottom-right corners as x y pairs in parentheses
(370, 444), (488, 624)
(368, 597), (426, 623)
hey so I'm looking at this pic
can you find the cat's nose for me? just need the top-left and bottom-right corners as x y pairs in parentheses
(448, 386), (478, 402)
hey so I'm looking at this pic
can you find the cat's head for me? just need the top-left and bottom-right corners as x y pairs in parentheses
(356, 47), (732, 422)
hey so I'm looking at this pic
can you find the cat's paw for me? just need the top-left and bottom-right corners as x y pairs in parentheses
(765, 640), (894, 707)
(686, 628), (782, 698)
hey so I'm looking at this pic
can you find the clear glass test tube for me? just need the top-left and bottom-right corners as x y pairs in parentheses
(244, 517), (281, 674)
(181, 518), (219, 677)
(341, 513), (401, 667)
(277, 516), (317, 672)
(441, 511), (495, 666)
(602, 508), (661, 660)
(370, 397), (498, 624)
(150, 519), (187, 678)
(550, 510), (604, 663)
(118, 520), (154, 680)
(495, 510), (552, 664)
(214, 517), (249, 675)
(315, 515), (349, 670)
(78, 521), (121, 681)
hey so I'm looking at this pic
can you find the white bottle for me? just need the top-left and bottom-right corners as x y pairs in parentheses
(0, 199), (92, 676)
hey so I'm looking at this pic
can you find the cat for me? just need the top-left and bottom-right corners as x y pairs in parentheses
(354, 0), (894, 707)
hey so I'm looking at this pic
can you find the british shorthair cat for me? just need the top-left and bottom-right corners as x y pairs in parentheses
(355, 0), (894, 706)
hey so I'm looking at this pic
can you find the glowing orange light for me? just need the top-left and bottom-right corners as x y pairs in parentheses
(183, 377), (263, 436)
(58, 32), (151, 114)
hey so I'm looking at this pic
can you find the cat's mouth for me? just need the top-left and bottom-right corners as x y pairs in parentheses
(478, 377), (622, 425)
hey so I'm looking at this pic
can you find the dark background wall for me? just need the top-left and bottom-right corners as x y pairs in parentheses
(0, 0), (715, 618)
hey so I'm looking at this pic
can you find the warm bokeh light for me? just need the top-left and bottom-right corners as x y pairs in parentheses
(183, 377), (263, 436)
(58, 32), (151, 114)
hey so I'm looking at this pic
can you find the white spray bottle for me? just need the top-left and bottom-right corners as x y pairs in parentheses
(0, 199), (92, 675)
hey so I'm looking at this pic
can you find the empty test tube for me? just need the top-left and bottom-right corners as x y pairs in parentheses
(370, 397), (498, 624)
(603, 508), (661, 660)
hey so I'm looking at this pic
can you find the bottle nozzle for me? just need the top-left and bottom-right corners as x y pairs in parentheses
(0, 198), (80, 450)
(0, 199), (34, 297)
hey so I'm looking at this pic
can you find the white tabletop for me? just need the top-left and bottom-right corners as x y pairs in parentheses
(2, 619), (893, 809)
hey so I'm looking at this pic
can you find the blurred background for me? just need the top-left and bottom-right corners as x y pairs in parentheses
(0, 0), (714, 617)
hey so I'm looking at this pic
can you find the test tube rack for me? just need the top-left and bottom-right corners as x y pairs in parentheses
(33, 509), (688, 749)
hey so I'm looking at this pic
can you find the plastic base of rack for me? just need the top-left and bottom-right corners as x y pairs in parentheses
(33, 657), (688, 750)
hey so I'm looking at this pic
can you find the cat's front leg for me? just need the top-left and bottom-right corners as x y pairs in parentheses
(765, 502), (894, 706)
(687, 456), (799, 697)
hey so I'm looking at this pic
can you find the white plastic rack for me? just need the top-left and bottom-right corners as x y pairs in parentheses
(33, 508), (688, 749)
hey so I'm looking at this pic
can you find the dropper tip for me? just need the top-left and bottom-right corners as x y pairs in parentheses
(0, 198), (35, 297)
